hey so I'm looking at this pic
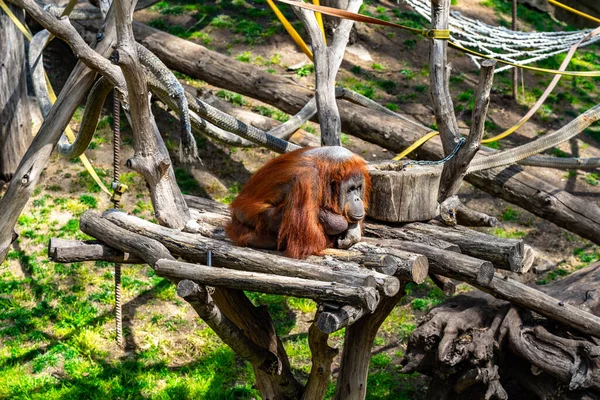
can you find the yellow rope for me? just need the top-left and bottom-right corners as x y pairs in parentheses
(0, 0), (111, 196)
(313, 0), (326, 44)
(392, 131), (440, 160)
(548, 0), (600, 24)
(266, 0), (313, 60)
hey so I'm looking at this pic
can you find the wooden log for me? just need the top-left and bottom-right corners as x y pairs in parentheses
(184, 194), (230, 215)
(439, 195), (498, 227)
(348, 243), (429, 284)
(48, 238), (144, 263)
(367, 163), (442, 223)
(177, 280), (279, 373)
(317, 304), (367, 334)
(0, 12), (119, 263)
(481, 271), (600, 338)
(113, 22), (600, 249)
(403, 222), (526, 272)
(79, 212), (174, 266)
(101, 210), (395, 295)
(0, 2), (31, 181)
(310, 254), (400, 297)
(383, 240), (495, 286)
(114, 0), (191, 229)
(430, 274), (456, 296)
(156, 259), (380, 312)
(522, 245), (535, 274)
(363, 223), (461, 252)
(319, 249), (398, 275)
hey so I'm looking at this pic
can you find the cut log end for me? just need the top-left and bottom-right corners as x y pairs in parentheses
(177, 279), (204, 299)
(381, 276), (401, 297)
(477, 261), (495, 285)
(411, 255), (429, 284)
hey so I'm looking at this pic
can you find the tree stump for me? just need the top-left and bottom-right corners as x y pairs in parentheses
(367, 163), (442, 223)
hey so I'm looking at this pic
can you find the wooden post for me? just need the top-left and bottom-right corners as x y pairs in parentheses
(429, 0), (460, 156)
(438, 59), (497, 200)
(0, 2), (31, 182)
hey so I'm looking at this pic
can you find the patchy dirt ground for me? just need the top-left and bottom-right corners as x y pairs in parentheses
(2, 0), (600, 398)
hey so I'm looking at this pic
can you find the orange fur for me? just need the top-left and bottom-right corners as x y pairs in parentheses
(225, 147), (370, 259)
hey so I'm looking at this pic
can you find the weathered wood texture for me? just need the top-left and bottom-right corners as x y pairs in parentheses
(382, 240), (495, 286)
(334, 287), (406, 400)
(439, 195), (498, 227)
(403, 222), (527, 272)
(0, 2), (31, 181)
(430, 273), (456, 296)
(402, 263), (600, 399)
(79, 213), (303, 398)
(303, 310), (338, 400)
(348, 243), (429, 284)
(438, 59), (496, 200)
(481, 270), (600, 338)
(363, 222), (461, 252)
(115, 22), (600, 247)
(317, 304), (367, 334)
(79, 212), (174, 266)
(157, 259), (380, 312)
(0, 13), (117, 263)
(48, 238), (144, 263)
(114, 0), (191, 229)
(367, 163), (442, 223)
(101, 210), (400, 296)
(429, 0), (459, 157)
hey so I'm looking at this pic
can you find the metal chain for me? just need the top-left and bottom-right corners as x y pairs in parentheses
(112, 91), (123, 348)
(401, 137), (466, 169)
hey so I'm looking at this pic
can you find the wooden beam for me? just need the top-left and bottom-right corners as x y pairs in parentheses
(156, 259), (381, 312)
(48, 238), (144, 263)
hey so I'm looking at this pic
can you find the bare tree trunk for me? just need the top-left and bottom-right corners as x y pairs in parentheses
(321, 0), (358, 44)
(0, 11), (117, 263)
(0, 2), (31, 182)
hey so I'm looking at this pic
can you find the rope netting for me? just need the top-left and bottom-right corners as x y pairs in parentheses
(404, 0), (600, 73)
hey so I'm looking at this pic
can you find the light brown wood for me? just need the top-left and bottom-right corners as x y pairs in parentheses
(0, 10), (118, 263)
(303, 310), (338, 399)
(102, 210), (390, 293)
(364, 223), (461, 252)
(367, 163), (442, 223)
(438, 59), (496, 200)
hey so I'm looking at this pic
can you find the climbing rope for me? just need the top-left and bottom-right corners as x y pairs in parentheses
(404, 0), (600, 74)
(111, 92), (123, 347)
